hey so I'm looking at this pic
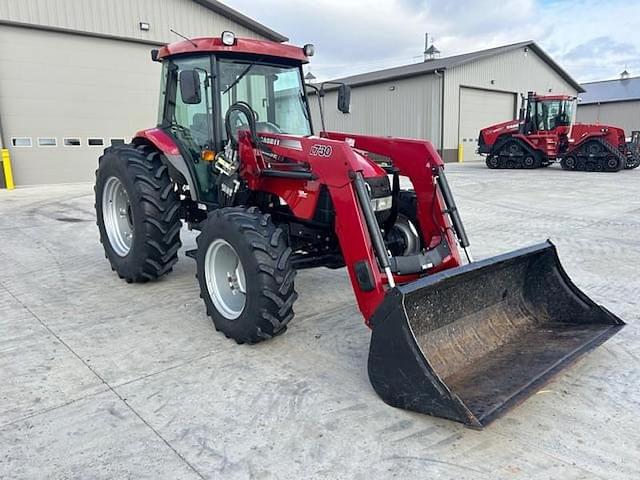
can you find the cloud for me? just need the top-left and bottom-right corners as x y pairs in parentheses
(225, 0), (640, 82)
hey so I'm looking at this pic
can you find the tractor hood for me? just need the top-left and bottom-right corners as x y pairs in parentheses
(481, 119), (521, 137)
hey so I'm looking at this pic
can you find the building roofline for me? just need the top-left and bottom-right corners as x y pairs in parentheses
(525, 42), (585, 93)
(579, 97), (640, 105)
(578, 75), (640, 104)
(581, 75), (640, 85)
(192, 0), (288, 42)
(317, 40), (584, 93)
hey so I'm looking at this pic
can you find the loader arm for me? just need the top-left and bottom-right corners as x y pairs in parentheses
(235, 131), (464, 322)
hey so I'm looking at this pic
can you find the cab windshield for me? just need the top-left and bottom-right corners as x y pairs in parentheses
(535, 99), (573, 131)
(218, 60), (311, 139)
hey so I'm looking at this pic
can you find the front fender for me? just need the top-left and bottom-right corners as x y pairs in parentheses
(134, 128), (201, 201)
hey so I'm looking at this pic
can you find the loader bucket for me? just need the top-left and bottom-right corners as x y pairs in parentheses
(368, 241), (624, 428)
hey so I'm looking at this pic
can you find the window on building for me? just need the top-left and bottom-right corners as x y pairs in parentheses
(110, 138), (125, 146)
(64, 138), (81, 147)
(11, 137), (32, 147)
(88, 138), (104, 146)
(38, 138), (57, 147)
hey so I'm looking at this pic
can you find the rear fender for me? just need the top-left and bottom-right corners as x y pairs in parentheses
(134, 128), (201, 201)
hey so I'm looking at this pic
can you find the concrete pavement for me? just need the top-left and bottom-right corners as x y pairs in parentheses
(1, 164), (639, 479)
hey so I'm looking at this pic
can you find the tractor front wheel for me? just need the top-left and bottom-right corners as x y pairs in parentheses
(95, 144), (182, 282)
(196, 207), (297, 344)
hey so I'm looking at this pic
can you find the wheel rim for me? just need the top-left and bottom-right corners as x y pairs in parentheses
(524, 156), (535, 167)
(565, 157), (576, 168)
(204, 239), (246, 320)
(102, 176), (133, 257)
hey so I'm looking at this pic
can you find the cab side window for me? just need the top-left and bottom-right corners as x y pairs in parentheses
(168, 57), (213, 149)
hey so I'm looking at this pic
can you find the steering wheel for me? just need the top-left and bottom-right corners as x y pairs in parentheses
(225, 102), (259, 147)
(256, 121), (282, 134)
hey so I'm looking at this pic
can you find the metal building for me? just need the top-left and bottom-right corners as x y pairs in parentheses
(0, 0), (285, 186)
(312, 41), (582, 163)
(577, 75), (640, 135)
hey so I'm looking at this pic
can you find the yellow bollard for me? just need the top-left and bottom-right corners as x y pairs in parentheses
(1, 149), (15, 190)
(458, 143), (464, 163)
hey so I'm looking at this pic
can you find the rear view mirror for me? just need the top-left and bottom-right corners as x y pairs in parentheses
(179, 70), (201, 104)
(338, 84), (351, 114)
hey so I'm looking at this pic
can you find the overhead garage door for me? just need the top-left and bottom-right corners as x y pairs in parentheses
(459, 87), (516, 162)
(0, 25), (160, 185)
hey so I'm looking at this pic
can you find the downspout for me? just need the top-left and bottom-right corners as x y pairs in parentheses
(433, 69), (444, 156)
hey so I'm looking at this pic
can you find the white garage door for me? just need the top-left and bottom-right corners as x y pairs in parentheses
(459, 87), (516, 162)
(0, 25), (160, 185)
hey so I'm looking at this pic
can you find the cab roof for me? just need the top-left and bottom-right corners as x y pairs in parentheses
(157, 37), (309, 64)
(534, 94), (576, 101)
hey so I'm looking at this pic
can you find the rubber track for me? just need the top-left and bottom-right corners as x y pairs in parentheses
(562, 138), (626, 172)
(486, 138), (544, 169)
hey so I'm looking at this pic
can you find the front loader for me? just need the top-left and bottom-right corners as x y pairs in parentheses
(95, 33), (624, 428)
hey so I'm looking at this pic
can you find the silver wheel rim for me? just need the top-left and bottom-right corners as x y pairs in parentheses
(204, 239), (246, 320)
(102, 176), (133, 257)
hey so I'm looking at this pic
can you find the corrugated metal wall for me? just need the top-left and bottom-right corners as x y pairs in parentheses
(0, 0), (277, 185)
(443, 47), (579, 152)
(0, 0), (266, 43)
(577, 102), (640, 134)
(0, 25), (159, 184)
(310, 74), (442, 149)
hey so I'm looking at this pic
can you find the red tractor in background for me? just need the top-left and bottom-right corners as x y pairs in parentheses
(478, 92), (640, 171)
(94, 33), (624, 428)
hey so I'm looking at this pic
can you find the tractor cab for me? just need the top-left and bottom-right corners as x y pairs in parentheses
(521, 93), (576, 134)
(153, 33), (317, 202)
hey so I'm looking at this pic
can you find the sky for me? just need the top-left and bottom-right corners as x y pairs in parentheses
(225, 0), (640, 84)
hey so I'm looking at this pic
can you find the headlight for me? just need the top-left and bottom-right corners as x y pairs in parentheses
(221, 31), (236, 46)
(371, 195), (392, 212)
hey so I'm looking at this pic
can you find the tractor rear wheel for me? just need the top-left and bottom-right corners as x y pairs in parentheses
(95, 144), (182, 282)
(196, 207), (297, 344)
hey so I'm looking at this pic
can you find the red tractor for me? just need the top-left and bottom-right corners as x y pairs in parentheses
(479, 92), (640, 171)
(94, 33), (624, 428)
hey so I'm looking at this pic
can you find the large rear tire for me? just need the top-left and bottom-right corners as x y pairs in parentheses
(196, 207), (297, 344)
(95, 144), (182, 283)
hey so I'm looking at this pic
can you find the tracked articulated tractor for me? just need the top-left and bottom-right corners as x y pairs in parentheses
(479, 92), (640, 171)
(95, 33), (625, 428)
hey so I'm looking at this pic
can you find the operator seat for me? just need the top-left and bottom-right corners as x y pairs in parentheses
(190, 113), (211, 146)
